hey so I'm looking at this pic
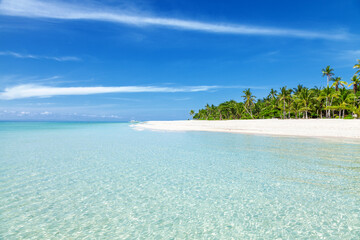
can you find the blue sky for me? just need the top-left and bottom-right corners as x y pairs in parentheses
(0, 0), (359, 121)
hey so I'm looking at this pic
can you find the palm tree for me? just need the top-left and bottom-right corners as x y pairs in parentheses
(242, 88), (256, 119)
(278, 86), (290, 119)
(197, 109), (207, 120)
(293, 84), (304, 95)
(205, 104), (212, 119)
(298, 88), (313, 119)
(350, 105), (360, 119)
(265, 97), (279, 118)
(354, 59), (360, 75)
(219, 102), (231, 119)
(268, 88), (277, 100)
(312, 86), (323, 118)
(331, 77), (347, 91)
(189, 110), (195, 119)
(235, 102), (244, 119)
(319, 87), (335, 118)
(337, 88), (355, 118)
(192, 60), (360, 120)
(287, 88), (293, 118)
(290, 99), (302, 119)
(322, 65), (334, 87)
(348, 75), (360, 94)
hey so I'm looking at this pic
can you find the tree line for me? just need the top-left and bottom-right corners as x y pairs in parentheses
(190, 60), (360, 120)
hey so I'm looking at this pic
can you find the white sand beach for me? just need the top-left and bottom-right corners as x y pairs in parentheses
(133, 119), (360, 139)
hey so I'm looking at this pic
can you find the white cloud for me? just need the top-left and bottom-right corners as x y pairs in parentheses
(0, 51), (80, 61)
(0, 84), (218, 100)
(0, 0), (348, 40)
(341, 50), (360, 59)
(18, 111), (30, 116)
(40, 111), (52, 115)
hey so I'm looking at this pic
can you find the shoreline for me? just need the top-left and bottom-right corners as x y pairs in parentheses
(132, 119), (360, 141)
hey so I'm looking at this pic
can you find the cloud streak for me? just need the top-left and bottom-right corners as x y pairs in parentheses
(0, 51), (80, 61)
(0, 0), (347, 40)
(0, 84), (219, 100)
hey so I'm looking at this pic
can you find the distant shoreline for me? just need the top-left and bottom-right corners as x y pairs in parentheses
(132, 119), (360, 140)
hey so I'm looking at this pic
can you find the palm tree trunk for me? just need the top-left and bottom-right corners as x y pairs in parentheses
(327, 76), (329, 87)
(330, 97), (334, 118)
(283, 100), (286, 119)
(326, 97), (329, 118)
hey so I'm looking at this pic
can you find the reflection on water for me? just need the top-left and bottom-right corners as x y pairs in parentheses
(0, 122), (360, 239)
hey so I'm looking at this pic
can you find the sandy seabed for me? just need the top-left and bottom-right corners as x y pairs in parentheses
(132, 119), (360, 140)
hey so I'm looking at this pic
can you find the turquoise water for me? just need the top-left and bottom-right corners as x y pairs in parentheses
(1, 122), (360, 239)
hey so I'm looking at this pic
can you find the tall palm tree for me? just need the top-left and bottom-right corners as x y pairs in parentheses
(290, 99), (302, 119)
(218, 102), (229, 120)
(350, 105), (360, 119)
(205, 104), (212, 119)
(268, 88), (277, 100)
(337, 88), (355, 118)
(312, 86), (323, 118)
(319, 87), (335, 118)
(348, 75), (360, 94)
(287, 88), (293, 118)
(331, 77), (347, 91)
(322, 65), (334, 87)
(298, 88), (313, 119)
(278, 86), (289, 119)
(269, 97), (280, 118)
(242, 88), (256, 119)
(189, 110), (195, 119)
(198, 109), (207, 120)
(211, 104), (217, 119)
(293, 84), (304, 95)
(354, 59), (360, 75)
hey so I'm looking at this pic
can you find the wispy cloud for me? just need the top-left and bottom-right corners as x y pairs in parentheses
(0, 84), (219, 100)
(0, 51), (80, 61)
(40, 111), (52, 115)
(339, 50), (360, 60)
(0, 0), (348, 40)
(173, 97), (191, 101)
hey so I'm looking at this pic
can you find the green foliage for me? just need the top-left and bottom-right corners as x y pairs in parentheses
(354, 59), (360, 75)
(193, 85), (359, 120)
(193, 63), (360, 120)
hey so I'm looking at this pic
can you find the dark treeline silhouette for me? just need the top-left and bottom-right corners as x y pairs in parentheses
(191, 60), (360, 120)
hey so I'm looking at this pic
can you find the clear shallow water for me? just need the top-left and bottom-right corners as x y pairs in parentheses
(1, 122), (360, 239)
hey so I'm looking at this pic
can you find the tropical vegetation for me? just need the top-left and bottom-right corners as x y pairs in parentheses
(191, 60), (360, 120)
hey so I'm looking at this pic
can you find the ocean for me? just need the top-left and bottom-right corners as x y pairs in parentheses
(1, 122), (359, 239)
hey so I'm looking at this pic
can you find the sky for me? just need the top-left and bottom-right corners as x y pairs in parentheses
(0, 0), (359, 121)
